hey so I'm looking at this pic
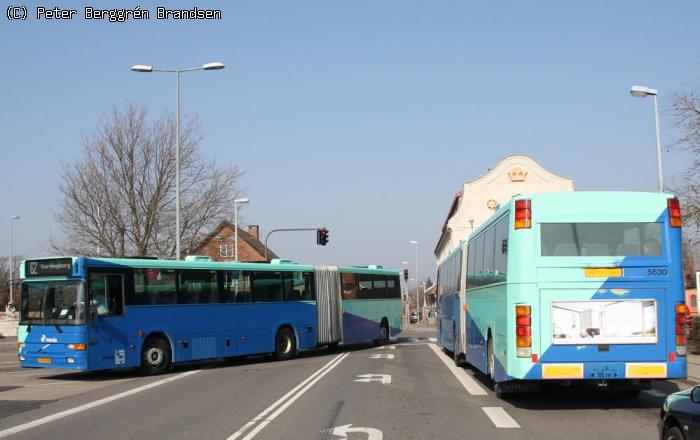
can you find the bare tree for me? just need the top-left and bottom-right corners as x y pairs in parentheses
(52, 103), (243, 258)
(670, 84), (700, 287)
(671, 86), (700, 241)
(0, 256), (23, 308)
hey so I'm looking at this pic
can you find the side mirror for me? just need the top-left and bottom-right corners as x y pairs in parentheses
(691, 386), (700, 403)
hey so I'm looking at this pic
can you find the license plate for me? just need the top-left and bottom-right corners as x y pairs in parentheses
(37, 358), (52, 364)
(584, 268), (622, 278)
(589, 364), (621, 379)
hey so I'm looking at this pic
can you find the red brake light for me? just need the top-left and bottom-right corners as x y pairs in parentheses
(668, 198), (682, 228)
(514, 199), (532, 230)
(516, 326), (531, 337)
(515, 200), (531, 210)
(516, 316), (531, 326)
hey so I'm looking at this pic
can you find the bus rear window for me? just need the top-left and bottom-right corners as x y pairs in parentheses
(541, 223), (662, 257)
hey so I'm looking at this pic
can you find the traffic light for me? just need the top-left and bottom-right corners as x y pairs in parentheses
(403, 269), (409, 282)
(316, 227), (329, 246)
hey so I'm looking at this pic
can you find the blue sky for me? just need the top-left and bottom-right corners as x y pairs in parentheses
(1, 1), (699, 282)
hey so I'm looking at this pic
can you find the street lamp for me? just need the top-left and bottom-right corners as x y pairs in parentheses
(409, 240), (419, 308)
(8, 215), (19, 312)
(630, 85), (664, 192)
(233, 197), (249, 261)
(131, 61), (225, 259)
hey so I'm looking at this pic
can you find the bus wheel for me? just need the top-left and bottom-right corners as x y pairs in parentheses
(663, 426), (684, 440)
(374, 319), (390, 346)
(139, 337), (171, 375)
(275, 327), (297, 361)
(380, 319), (390, 344)
(487, 336), (495, 381)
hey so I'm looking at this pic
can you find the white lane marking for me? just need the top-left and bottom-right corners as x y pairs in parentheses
(373, 345), (396, 350)
(427, 343), (487, 396)
(354, 374), (391, 384)
(482, 407), (520, 428)
(228, 352), (349, 440)
(0, 370), (200, 439)
(429, 338), (437, 342)
(369, 354), (394, 359)
(644, 389), (668, 398)
(330, 424), (383, 439)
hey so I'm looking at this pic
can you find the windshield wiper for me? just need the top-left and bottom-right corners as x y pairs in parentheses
(54, 324), (63, 333)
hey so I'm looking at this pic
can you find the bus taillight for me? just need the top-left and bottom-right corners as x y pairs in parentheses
(668, 198), (682, 228)
(514, 199), (531, 230)
(516, 304), (532, 357)
(676, 303), (687, 355)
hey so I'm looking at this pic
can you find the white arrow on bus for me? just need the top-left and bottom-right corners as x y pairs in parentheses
(373, 345), (396, 350)
(330, 424), (383, 440)
(354, 374), (392, 384)
(369, 354), (394, 359)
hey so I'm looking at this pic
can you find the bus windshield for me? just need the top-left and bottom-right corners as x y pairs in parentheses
(20, 280), (86, 326)
(540, 222), (663, 257)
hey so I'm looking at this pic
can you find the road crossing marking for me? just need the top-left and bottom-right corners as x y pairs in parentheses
(427, 343), (487, 396)
(373, 345), (396, 349)
(0, 370), (201, 439)
(329, 424), (383, 440)
(228, 352), (349, 440)
(369, 354), (394, 359)
(482, 407), (520, 428)
(354, 374), (392, 384)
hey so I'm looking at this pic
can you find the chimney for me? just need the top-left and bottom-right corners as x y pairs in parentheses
(248, 225), (259, 240)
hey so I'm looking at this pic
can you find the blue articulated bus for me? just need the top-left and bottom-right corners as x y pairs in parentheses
(18, 256), (401, 374)
(437, 192), (686, 397)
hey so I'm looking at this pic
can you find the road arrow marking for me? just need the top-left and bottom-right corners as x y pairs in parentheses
(354, 374), (391, 384)
(369, 354), (394, 359)
(330, 424), (383, 440)
(373, 345), (396, 350)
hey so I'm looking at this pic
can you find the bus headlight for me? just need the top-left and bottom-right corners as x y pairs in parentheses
(66, 358), (75, 364)
(67, 343), (86, 351)
(19, 355), (25, 361)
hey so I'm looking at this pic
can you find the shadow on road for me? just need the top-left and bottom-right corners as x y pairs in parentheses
(464, 363), (680, 410)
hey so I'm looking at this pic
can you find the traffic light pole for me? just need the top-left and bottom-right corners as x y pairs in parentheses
(263, 227), (326, 261)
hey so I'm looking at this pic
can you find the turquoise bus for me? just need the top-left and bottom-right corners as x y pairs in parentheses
(18, 257), (401, 374)
(437, 192), (686, 397)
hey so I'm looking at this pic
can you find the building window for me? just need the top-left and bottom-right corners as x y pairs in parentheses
(220, 244), (234, 258)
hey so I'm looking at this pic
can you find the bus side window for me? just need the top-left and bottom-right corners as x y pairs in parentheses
(88, 273), (124, 316)
(341, 272), (358, 300)
(357, 274), (372, 300)
(372, 276), (388, 299)
(252, 271), (283, 302)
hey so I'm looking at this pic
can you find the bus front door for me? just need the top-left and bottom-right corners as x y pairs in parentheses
(87, 272), (129, 371)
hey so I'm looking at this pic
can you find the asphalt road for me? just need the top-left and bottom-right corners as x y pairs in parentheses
(0, 329), (687, 439)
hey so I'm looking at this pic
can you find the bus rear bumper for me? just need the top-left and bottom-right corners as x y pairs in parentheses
(522, 360), (687, 381)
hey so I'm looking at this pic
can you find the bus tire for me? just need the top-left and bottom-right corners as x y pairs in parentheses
(380, 319), (390, 344)
(139, 336), (171, 375)
(663, 426), (684, 440)
(274, 327), (297, 361)
(374, 319), (390, 346)
(453, 324), (465, 367)
(487, 336), (495, 381)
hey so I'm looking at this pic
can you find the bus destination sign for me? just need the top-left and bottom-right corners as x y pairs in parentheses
(25, 258), (73, 277)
